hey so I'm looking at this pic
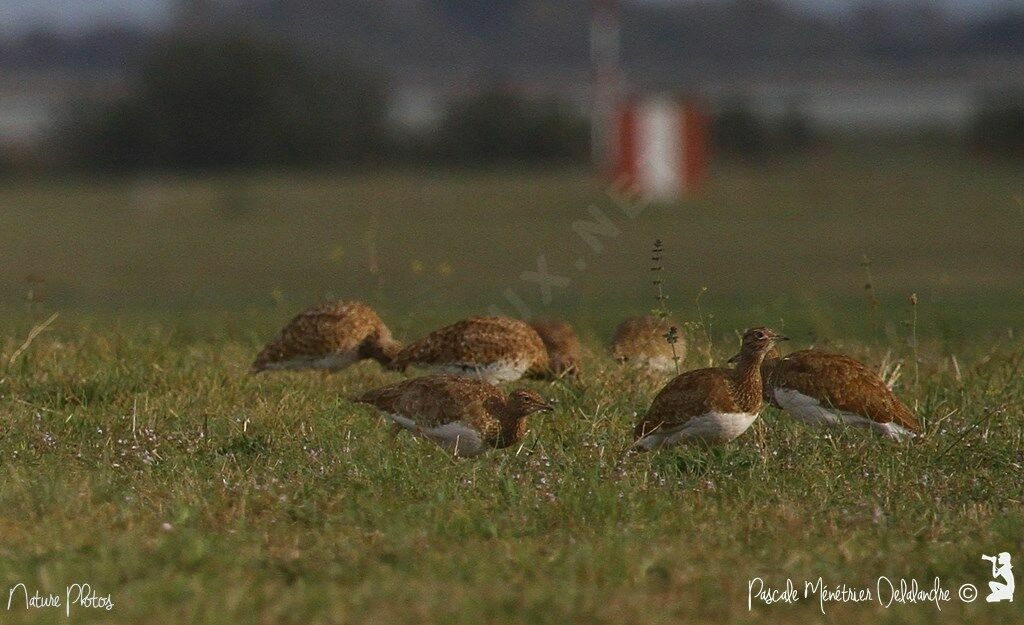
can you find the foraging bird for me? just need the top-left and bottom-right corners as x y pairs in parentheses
(389, 316), (549, 383)
(633, 327), (787, 450)
(609, 315), (684, 372)
(252, 300), (400, 373)
(529, 318), (582, 378)
(729, 347), (920, 441)
(356, 375), (552, 457)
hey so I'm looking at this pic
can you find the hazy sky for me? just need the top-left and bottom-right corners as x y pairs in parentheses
(1, 0), (1021, 33)
(0, 0), (170, 32)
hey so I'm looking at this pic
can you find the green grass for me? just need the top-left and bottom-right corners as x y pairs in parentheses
(0, 143), (1022, 623)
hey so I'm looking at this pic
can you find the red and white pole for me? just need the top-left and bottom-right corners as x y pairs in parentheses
(612, 98), (709, 199)
(592, 1), (708, 199)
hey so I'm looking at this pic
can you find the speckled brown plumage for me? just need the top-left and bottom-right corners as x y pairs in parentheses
(609, 315), (684, 372)
(761, 348), (920, 433)
(634, 327), (787, 448)
(389, 316), (549, 383)
(252, 300), (400, 372)
(356, 375), (551, 456)
(528, 318), (582, 377)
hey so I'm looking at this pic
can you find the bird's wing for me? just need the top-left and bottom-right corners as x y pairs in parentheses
(358, 376), (503, 431)
(774, 351), (920, 431)
(392, 318), (547, 372)
(634, 368), (736, 438)
(253, 301), (376, 368)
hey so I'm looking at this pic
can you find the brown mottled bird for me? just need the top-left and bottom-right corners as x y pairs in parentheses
(389, 316), (549, 383)
(634, 327), (787, 450)
(609, 315), (684, 372)
(356, 375), (552, 456)
(528, 318), (582, 378)
(729, 347), (920, 441)
(252, 300), (400, 373)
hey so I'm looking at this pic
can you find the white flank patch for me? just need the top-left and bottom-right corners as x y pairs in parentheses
(263, 350), (359, 372)
(638, 412), (758, 450)
(422, 422), (486, 456)
(877, 421), (917, 442)
(772, 387), (917, 441)
(430, 361), (528, 384)
(385, 414), (486, 456)
(772, 388), (843, 426)
(385, 413), (419, 432)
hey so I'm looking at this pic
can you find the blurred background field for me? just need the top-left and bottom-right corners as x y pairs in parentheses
(2, 1), (1024, 346)
(0, 0), (1022, 522)
(2, 141), (1022, 349)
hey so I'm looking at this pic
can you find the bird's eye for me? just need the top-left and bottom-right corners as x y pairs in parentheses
(754, 331), (767, 340)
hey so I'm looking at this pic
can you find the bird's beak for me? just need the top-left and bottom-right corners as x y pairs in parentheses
(775, 335), (790, 342)
(539, 402), (555, 413)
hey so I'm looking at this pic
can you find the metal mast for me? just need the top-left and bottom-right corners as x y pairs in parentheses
(590, 0), (622, 172)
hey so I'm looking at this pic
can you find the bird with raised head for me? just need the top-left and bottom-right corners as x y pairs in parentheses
(633, 327), (787, 450)
(728, 344), (920, 441)
(388, 316), (549, 384)
(356, 375), (552, 456)
(252, 300), (401, 373)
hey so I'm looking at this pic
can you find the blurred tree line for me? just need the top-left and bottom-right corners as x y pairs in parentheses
(64, 33), (384, 170)
(436, 91), (588, 164)
(970, 93), (1024, 155)
(710, 96), (1024, 159)
(37, 28), (1024, 174)
(60, 31), (588, 172)
(711, 99), (819, 160)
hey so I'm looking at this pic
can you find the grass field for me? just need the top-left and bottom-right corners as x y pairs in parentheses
(0, 144), (1022, 623)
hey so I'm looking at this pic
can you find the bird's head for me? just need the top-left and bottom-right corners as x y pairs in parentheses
(729, 327), (788, 364)
(362, 333), (403, 366)
(507, 390), (554, 417)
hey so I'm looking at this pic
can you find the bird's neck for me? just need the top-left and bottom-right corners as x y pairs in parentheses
(761, 346), (781, 368)
(494, 414), (528, 449)
(731, 350), (767, 413)
(759, 351), (781, 394)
